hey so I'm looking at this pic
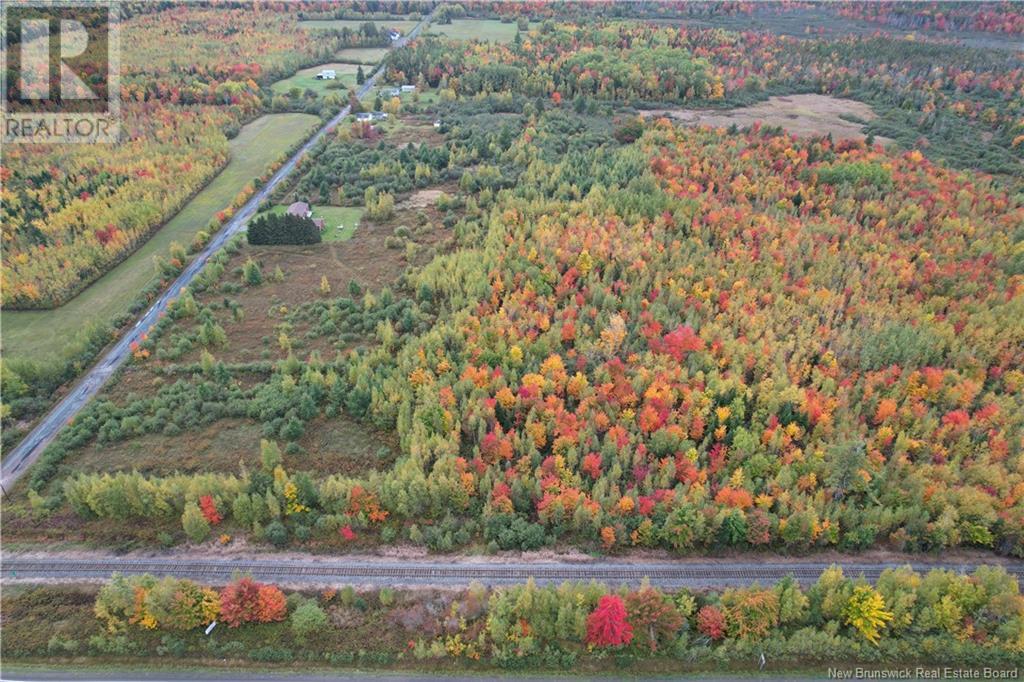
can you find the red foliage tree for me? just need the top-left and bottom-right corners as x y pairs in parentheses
(219, 578), (286, 627)
(586, 594), (634, 647)
(255, 584), (287, 623)
(653, 324), (705, 361)
(198, 495), (221, 525)
(696, 605), (726, 640)
(219, 577), (261, 627)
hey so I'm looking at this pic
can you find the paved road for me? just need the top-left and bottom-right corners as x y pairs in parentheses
(2, 671), (763, 682)
(0, 15), (433, 492)
(3, 555), (1021, 588)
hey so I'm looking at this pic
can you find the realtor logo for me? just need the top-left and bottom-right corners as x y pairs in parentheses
(2, 0), (120, 143)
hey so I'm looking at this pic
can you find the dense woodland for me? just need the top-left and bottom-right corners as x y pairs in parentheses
(833, 1), (1024, 35)
(4, 3), (1024, 675)
(388, 22), (1023, 175)
(6, 3), (1022, 309)
(28, 107), (1022, 558)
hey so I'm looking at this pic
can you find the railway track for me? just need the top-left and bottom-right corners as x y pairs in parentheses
(4, 557), (1022, 588)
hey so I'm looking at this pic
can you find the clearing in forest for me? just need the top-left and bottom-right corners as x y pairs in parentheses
(271, 63), (360, 97)
(644, 94), (893, 143)
(425, 19), (533, 42)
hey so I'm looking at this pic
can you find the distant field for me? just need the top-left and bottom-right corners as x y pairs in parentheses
(271, 63), (359, 97)
(1, 113), (321, 365)
(335, 46), (389, 65)
(299, 19), (419, 32)
(256, 204), (363, 242)
(426, 19), (532, 42)
(643, 94), (893, 144)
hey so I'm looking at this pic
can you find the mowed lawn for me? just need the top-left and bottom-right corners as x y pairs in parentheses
(271, 63), (359, 97)
(255, 204), (363, 243)
(426, 19), (533, 42)
(1, 113), (321, 365)
(335, 46), (389, 65)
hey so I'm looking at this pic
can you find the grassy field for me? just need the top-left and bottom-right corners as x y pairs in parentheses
(256, 204), (363, 242)
(271, 63), (359, 97)
(334, 46), (390, 65)
(426, 19), (532, 42)
(1, 113), (321, 365)
(48, 413), (397, 480)
(299, 19), (419, 33)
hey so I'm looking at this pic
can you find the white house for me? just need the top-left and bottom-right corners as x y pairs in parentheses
(388, 29), (402, 41)
(357, 111), (388, 122)
(380, 87), (401, 98)
(315, 69), (337, 80)
(400, 84), (416, 93)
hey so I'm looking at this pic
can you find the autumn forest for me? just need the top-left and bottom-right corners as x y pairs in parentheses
(2, 0), (1023, 677)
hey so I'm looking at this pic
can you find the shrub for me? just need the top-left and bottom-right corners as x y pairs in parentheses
(290, 601), (329, 643)
(219, 578), (287, 627)
(264, 520), (289, 547)
(182, 502), (211, 543)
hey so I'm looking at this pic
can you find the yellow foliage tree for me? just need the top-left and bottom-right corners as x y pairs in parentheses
(844, 585), (894, 644)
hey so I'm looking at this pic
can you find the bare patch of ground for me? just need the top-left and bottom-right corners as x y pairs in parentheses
(387, 118), (445, 149)
(402, 188), (446, 210)
(644, 94), (893, 144)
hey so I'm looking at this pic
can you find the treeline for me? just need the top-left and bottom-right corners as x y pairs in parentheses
(386, 21), (1022, 175)
(387, 30), (723, 102)
(247, 213), (322, 245)
(834, 1), (1024, 36)
(7, 566), (1023, 668)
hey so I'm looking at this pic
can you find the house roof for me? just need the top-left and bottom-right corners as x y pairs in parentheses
(286, 201), (310, 216)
